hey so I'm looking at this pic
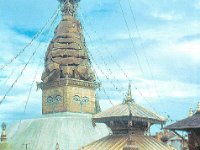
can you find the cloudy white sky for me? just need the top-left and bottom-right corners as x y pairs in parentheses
(0, 0), (200, 130)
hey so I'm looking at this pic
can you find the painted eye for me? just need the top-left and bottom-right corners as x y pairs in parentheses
(55, 95), (62, 102)
(73, 95), (80, 102)
(82, 96), (89, 102)
(47, 96), (53, 103)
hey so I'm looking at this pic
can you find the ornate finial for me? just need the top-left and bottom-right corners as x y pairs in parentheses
(189, 107), (193, 117)
(56, 143), (60, 150)
(58, 0), (80, 16)
(1, 122), (7, 143)
(197, 102), (200, 112)
(125, 83), (134, 103)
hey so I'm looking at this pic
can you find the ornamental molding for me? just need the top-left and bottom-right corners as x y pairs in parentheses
(39, 78), (99, 90)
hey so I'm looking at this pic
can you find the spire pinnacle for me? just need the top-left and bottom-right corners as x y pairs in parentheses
(58, 0), (80, 16)
(56, 143), (60, 150)
(1, 122), (7, 143)
(125, 83), (134, 103)
(197, 102), (200, 112)
(189, 108), (193, 117)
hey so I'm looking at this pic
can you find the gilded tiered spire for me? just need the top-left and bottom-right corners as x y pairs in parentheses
(197, 102), (200, 112)
(42, 0), (95, 83)
(56, 143), (60, 150)
(1, 123), (7, 143)
(125, 83), (134, 103)
(41, 0), (98, 114)
(59, 0), (80, 16)
(189, 107), (193, 117)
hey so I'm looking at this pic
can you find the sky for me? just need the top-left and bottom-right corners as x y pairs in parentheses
(0, 0), (200, 133)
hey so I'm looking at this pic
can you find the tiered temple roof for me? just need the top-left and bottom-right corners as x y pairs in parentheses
(42, 0), (95, 84)
(81, 84), (173, 150)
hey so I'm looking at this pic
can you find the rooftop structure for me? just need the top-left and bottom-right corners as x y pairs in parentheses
(81, 84), (173, 150)
(165, 102), (200, 150)
(166, 102), (200, 131)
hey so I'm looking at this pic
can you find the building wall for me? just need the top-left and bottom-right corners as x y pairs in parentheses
(188, 132), (200, 150)
(167, 140), (182, 150)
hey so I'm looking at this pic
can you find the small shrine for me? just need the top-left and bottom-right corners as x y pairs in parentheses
(165, 102), (200, 150)
(81, 84), (174, 150)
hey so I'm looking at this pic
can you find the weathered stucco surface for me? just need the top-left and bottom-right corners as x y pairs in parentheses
(7, 113), (110, 150)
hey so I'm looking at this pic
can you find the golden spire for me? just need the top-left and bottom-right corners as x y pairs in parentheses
(1, 122), (7, 143)
(125, 83), (134, 103)
(197, 102), (200, 112)
(189, 107), (193, 117)
(56, 143), (60, 150)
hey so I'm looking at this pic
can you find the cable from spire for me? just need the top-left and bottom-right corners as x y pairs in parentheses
(0, 5), (60, 72)
(8, 9), (61, 140)
(78, 6), (157, 112)
(120, 1), (174, 121)
(0, 70), (14, 86)
(10, 58), (43, 140)
(80, 14), (125, 96)
(87, 46), (125, 98)
(93, 69), (114, 106)
(118, 0), (145, 76)
(0, 11), (59, 105)
(126, 0), (162, 104)
(117, 0), (160, 112)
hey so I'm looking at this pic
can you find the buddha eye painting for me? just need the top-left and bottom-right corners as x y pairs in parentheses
(0, 0), (200, 150)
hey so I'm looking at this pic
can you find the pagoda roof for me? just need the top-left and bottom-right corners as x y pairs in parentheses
(93, 84), (166, 124)
(80, 134), (174, 150)
(93, 101), (166, 124)
(165, 111), (200, 131)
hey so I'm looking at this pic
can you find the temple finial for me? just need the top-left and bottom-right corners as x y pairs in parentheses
(56, 142), (60, 150)
(125, 83), (134, 103)
(58, 0), (80, 16)
(189, 107), (193, 117)
(1, 122), (7, 143)
(197, 102), (200, 112)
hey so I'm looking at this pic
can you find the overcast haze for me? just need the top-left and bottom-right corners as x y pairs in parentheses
(0, 0), (200, 131)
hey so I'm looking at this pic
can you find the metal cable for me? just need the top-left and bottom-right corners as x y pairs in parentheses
(81, 22), (125, 96)
(118, 0), (145, 75)
(0, 10), (59, 105)
(126, 0), (162, 102)
(0, 70), (14, 85)
(79, 7), (157, 112)
(0, 6), (60, 72)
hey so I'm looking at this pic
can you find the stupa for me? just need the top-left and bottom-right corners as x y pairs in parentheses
(5, 0), (109, 149)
